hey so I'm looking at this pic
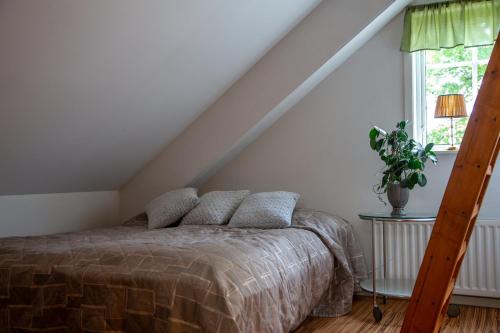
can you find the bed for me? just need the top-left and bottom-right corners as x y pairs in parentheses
(0, 209), (366, 333)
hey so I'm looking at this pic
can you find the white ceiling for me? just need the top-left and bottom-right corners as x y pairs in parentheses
(0, 0), (321, 195)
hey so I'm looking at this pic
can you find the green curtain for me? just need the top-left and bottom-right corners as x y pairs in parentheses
(401, 0), (500, 52)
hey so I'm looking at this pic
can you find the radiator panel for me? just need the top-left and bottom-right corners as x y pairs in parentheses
(373, 220), (500, 298)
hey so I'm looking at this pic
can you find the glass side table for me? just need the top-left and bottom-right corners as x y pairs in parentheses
(358, 212), (448, 322)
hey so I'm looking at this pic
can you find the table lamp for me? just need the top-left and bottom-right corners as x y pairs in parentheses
(434, 94), (467, 150)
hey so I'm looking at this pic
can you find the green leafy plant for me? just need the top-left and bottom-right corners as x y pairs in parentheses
(369, 121), (438, 202)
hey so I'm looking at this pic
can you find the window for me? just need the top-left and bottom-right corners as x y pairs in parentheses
(409, 45), (494, 151)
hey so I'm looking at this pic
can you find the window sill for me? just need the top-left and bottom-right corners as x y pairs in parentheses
(434, 148), (459, 155)
(434, 147), (500, 156)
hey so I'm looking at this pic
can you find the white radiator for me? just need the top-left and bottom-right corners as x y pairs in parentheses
(373, 220), (500, 298)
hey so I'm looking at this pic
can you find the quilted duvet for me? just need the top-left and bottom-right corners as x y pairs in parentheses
(0, 209), (365, 332)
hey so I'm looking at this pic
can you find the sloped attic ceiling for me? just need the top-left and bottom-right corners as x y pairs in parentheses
(0, 0), (321, 195)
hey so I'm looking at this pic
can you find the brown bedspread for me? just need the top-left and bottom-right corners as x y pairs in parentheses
(0, 209), (365, 333)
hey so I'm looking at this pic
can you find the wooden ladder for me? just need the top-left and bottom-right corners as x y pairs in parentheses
(400, 37), (500, 332)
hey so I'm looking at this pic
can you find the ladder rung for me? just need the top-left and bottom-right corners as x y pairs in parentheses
(459, 242), (467, 258)
(452, 260), (463, 280)
(486, 164), (493, 175)
(444, 278), (456, 301)
(441, 293), (454, 315)
(471, 204), (480, 219)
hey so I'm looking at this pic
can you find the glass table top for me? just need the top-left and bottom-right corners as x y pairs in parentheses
(359, 212), (437, 221)
(360, 278), (415, 298)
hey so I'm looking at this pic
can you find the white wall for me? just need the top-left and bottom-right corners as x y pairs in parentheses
(201, 15), (500, 263)
(119, 0), (400, 221)
(0, 0), (320, 196)
(0, 191), (120, 237)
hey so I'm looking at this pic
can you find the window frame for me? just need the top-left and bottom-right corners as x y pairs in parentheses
(404, 46), (490, 153)
(404, 51), (427, 148)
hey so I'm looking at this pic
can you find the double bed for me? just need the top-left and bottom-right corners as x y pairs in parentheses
(0, 209), (365, 332)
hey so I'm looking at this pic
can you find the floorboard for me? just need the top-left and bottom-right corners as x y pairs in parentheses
(294, 297), (499, 332)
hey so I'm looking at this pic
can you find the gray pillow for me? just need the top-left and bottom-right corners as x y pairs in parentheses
(181, 190), (250, 226)
(145, 188), (200, 229)
(228, 191), (300, 229)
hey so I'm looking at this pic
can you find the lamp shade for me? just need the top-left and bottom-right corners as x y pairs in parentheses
(434, 94), (468, 118)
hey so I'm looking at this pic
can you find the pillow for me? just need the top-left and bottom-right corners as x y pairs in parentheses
(145, 188), (200, 229)
(181, 190), (250, 226)
(123, 212), (148, 226)
(228, 191), (300, 229)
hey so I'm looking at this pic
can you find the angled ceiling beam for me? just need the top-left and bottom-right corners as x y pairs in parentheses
(120, 0), (411, 220)
(189, 0), (411, 188)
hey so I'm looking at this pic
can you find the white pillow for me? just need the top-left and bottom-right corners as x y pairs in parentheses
(228, 191), (300, 229)
(145, 188), (199, 229)
(181, 190), (250, 226)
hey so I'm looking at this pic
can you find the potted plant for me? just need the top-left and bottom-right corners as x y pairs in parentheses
(369, 121), (438, 216)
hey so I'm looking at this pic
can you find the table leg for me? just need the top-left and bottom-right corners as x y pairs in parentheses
(372, 218), (377, 307)
(372, 218), (382, 322)
(383, 221), (387, 305)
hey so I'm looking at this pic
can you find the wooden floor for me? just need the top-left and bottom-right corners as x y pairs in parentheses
(294, 297), (500, 332)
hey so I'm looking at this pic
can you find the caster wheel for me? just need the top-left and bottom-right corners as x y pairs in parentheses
(373, 306), (383, 322)
(447, 304), (460, 317)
